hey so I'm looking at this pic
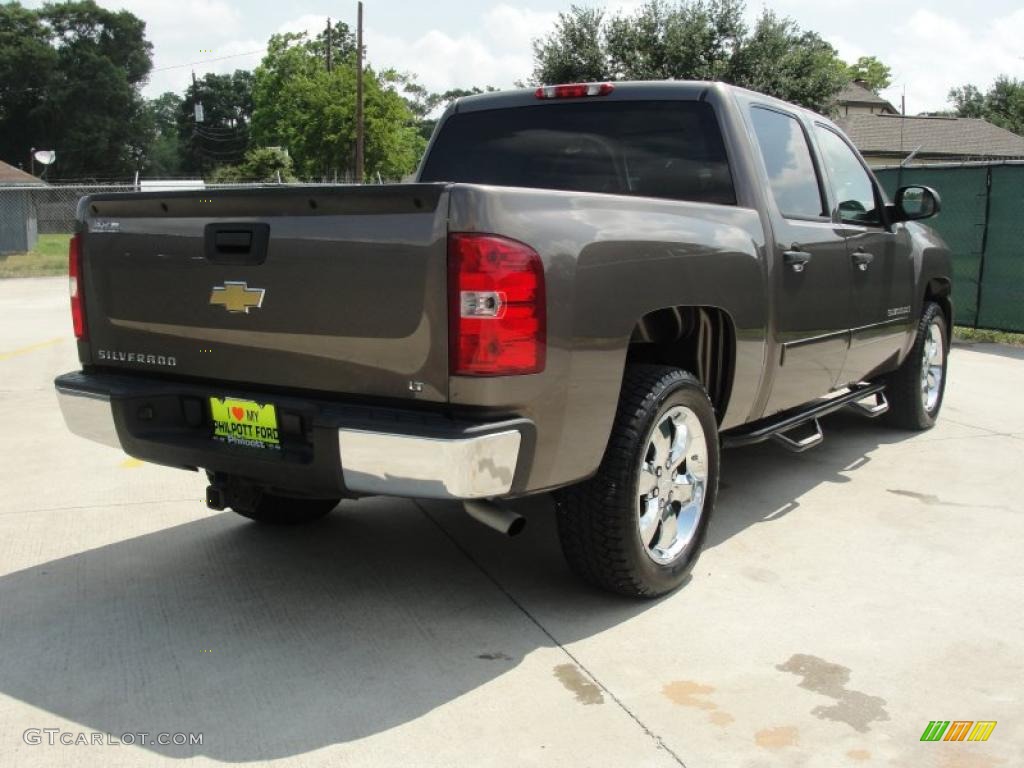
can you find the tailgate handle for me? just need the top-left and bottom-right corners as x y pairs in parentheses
(215, 231), (252, 251)
(205, 223), (270, 265)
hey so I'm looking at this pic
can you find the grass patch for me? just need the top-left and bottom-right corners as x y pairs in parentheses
(0, 234), (71, 278)
(954, 326), (1024, 347)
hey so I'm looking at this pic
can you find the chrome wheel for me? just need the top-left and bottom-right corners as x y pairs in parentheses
(921, 319), (944, 413)
(636, 405), (708, 565)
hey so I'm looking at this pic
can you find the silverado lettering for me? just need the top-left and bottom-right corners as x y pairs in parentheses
(96, 350), (177, 367)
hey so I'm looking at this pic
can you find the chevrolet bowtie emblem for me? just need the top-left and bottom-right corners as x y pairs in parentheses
(209, 281), (266, 314)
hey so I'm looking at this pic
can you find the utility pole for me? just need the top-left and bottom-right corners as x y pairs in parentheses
(326, 17), (332, 73)
(355, 1), (365, 183)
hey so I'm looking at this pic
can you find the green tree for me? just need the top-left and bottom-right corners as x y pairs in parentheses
(983, 77), (1024, 135)
(209, 147), (296, 183)
(306, 18), (357, 65)
(0, 2), (57, 172)
(140, 92), (184, 176)
(178, 70), (254, 174)
(531, 0), (853, 113)
(0, 1), (153, 178)
(846, 56), (891, 92)
(605, 0), (745, 81)
(251, 28), (425, 180)
(395, 77), (497, 140)
(948, 84), (985, 118)
(532, 6), (608, 85)
(949, 77), (1024, 135)
(728, 12), (849, 113)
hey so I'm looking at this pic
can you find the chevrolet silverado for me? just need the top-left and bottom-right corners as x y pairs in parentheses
(55, 81), (951, 596)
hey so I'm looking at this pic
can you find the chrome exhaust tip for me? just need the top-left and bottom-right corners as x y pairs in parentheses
(463, 500), (526, 537)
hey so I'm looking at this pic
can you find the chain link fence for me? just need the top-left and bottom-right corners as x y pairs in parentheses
(1, 184), (132, 254)
(875, 162), (1024, 332)
(0, 181), (359, 255)
(5, 170), (1024, 332)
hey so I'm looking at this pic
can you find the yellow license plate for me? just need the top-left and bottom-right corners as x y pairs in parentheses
(209, 397), (280, 450)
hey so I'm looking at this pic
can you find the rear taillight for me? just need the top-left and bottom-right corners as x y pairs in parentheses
(535, 82), (614, 99)
(69, 232), (86, 339)
(448, 233), (546, 376)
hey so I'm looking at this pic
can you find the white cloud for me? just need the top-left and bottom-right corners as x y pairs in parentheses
(119, 0), (241, 40)
(131, 0), (261, 96)
(276, 13), (332, 38)
(877, 8), (1024, 114)
(824, 34), (867, 65)
(482, 4), (559, 49)
(363, 5), (558, 93)
(365, 28), (524, 93)
(200, 5), (559, 97)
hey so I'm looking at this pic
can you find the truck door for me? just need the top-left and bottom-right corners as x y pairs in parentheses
(812, 124), (916, 385)
(748, 106), (851, 415)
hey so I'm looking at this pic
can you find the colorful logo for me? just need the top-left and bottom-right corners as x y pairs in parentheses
(920, 721), (997, 742)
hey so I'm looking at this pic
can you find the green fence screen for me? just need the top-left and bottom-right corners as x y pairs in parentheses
(875, 163), (1024, 332)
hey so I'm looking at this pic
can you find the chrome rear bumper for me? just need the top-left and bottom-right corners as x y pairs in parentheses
(55, 372), (527, 500)
(55, 384), (120, 449)
(337, 428), (521, 499)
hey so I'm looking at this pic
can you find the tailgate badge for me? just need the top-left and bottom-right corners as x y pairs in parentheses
(209, 281), (265, 314)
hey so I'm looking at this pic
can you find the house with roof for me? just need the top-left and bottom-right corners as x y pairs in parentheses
(836, 81), (900, 118)
(833, 81), (1024, 167)
(0, 159), (44, 186)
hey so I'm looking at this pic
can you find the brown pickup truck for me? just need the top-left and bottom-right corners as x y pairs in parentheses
(56, 81), (951, 596)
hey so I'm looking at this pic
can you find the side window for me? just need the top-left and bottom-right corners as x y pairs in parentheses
(814, 126), (882, 226)
(749, 107), (825, 219)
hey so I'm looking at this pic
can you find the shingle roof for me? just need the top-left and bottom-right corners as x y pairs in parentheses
(834, 114), (1024, 159)
(0, 160), (44, 185)
(836, 81), (897, 113)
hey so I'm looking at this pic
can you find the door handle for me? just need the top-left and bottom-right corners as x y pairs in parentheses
(852, 250), (875, 271)
(783, 249), (812, 273)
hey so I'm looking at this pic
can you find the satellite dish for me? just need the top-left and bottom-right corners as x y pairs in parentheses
(34, 150), (56, 166)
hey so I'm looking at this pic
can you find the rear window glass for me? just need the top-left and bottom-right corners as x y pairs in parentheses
(420, 100), (736, 206)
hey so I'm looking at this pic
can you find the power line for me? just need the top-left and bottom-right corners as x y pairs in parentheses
(193, 123), (246, 132)
(4, 50), (263, 97)
(193, 122), (248, 133)
(194, 144), (249, 158)
(150, 50), (264, 73)
(194, 129), (248, 143)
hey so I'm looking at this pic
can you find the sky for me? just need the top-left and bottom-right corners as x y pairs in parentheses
(21, 0), (1024, 115)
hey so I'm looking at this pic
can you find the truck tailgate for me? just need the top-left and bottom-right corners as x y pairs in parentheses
(79, 184), (450, 402)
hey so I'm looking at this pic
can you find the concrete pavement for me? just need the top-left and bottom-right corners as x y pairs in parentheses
(0, 276), (1021, 767)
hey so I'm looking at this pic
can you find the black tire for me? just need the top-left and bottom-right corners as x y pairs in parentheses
(554, 365), (720, 597)
(232, 493), (339, 525)
(882, 301), (948, 430)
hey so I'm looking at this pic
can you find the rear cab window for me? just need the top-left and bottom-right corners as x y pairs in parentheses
(420, 100), (736, 206)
